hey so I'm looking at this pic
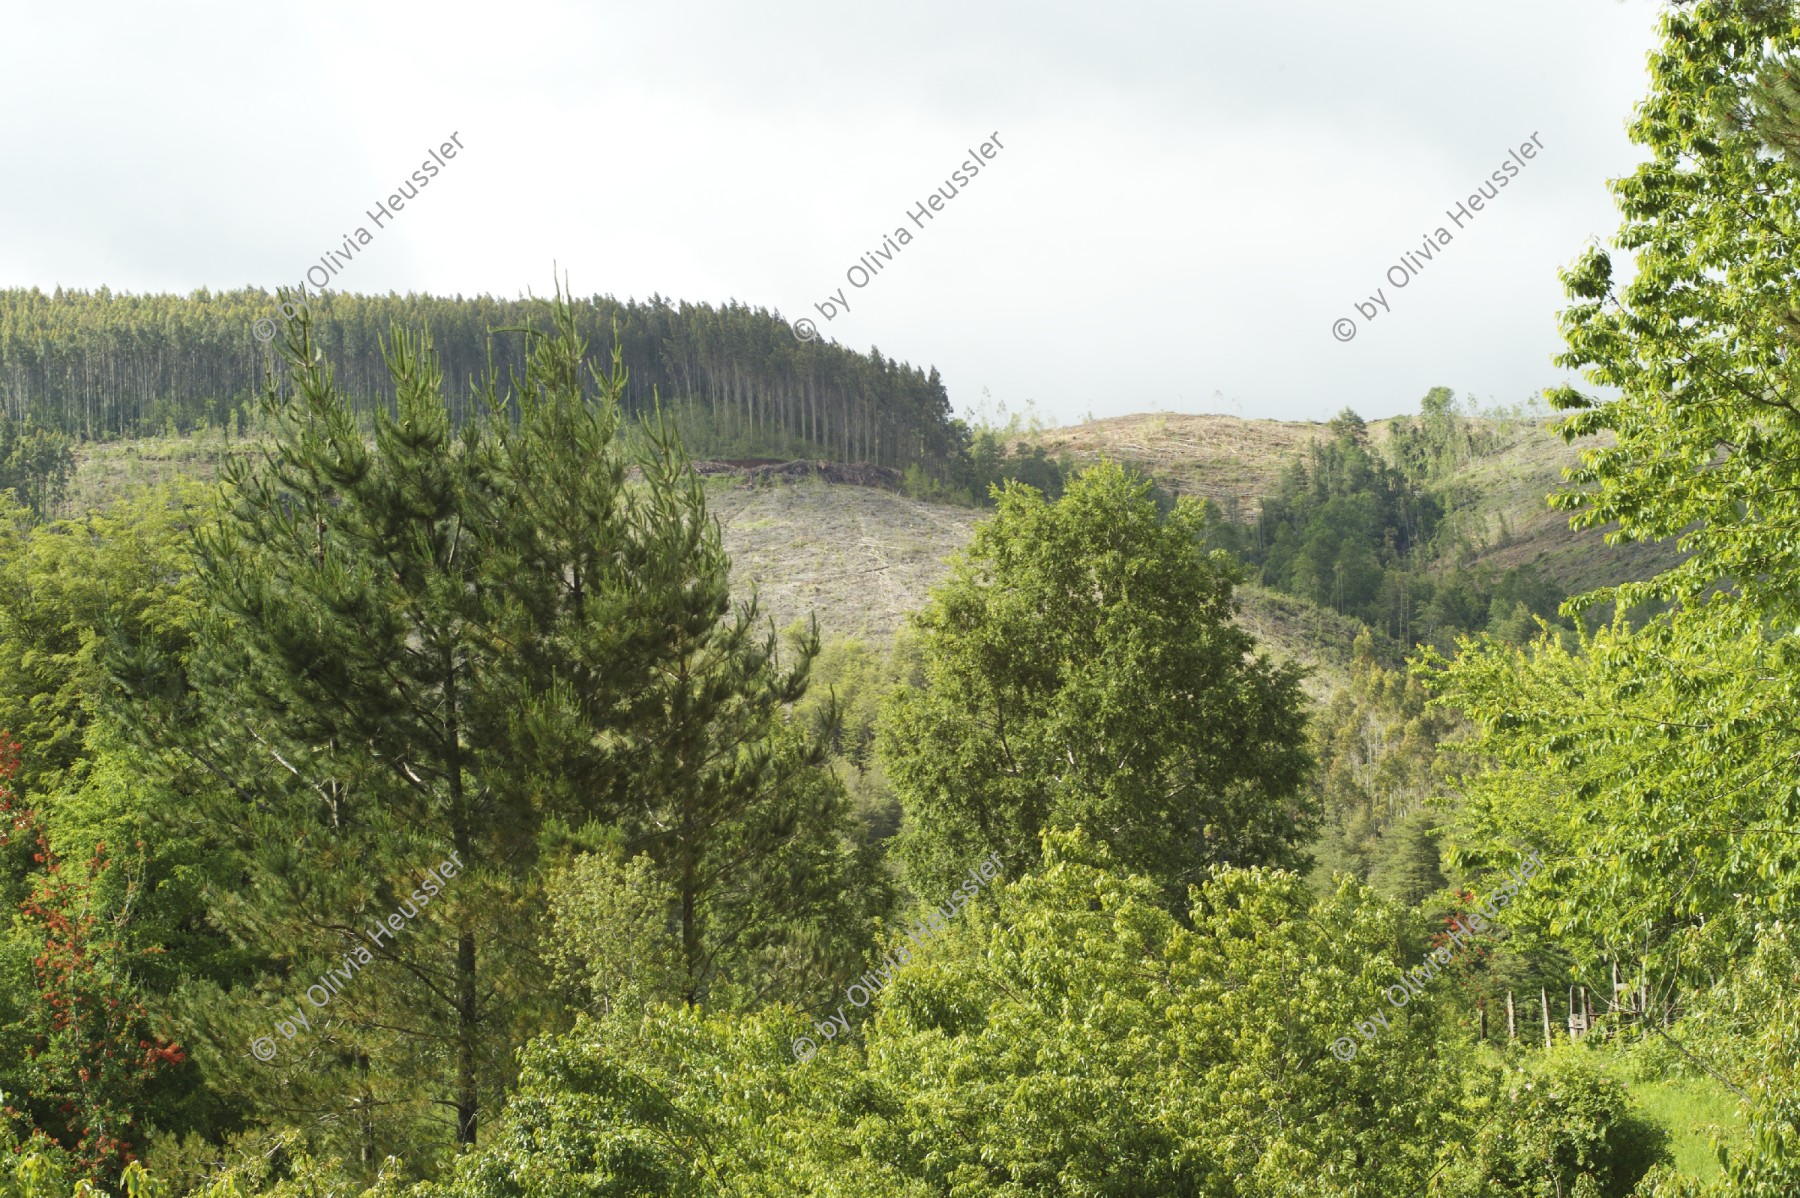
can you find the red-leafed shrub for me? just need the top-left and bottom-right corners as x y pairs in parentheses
(0, 735), (185, 1185)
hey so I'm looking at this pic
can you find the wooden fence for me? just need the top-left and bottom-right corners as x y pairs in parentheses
(1476, 961), (1660, 1047)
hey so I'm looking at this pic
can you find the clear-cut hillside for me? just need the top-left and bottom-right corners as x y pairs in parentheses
(1033, 412), (1685, 598)
(709, 474), (1364, 696)
(63, 407), (1680, 696)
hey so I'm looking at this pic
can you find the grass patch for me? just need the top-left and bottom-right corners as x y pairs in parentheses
(1623, 1073), (1746, 1181)
(1569, 1039), (1749, 1182)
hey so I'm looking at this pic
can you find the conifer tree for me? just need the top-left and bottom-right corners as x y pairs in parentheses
(152, 287), (867, 1167)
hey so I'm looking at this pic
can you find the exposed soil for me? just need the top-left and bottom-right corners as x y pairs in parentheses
(691, 459), (905, 490)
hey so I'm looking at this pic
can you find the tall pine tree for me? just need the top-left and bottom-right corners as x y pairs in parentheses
(146, 288), (866, 1169)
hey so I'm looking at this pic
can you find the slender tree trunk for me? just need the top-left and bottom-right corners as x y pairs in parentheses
(456, 928), (477, 1143)
(444, 650), (479, 1146)
(358, 1050), (376, 1165)
(680, 844), (699, 1006)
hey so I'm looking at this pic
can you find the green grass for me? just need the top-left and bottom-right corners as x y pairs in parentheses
(1623, 1073), (1746, 1181)
(1571, 1041), (1749, 1182)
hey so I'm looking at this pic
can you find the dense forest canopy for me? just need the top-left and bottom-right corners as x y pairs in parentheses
(0, 286), (961, 467)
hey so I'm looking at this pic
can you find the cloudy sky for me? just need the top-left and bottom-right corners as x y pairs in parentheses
(0, 0), (1666, 425)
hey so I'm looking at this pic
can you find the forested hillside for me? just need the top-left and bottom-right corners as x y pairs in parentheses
(0, 287), (960, 466)
(1042, 402), (1685, 600)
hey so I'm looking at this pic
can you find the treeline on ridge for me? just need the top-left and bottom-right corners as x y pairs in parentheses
(0, 286), (966, 469)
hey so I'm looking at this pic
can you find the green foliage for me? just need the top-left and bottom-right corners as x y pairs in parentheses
(1389, 386), (1474, 486)
(1441, 1046), (1669, 1198)
(542, 844), (685, 1018)
(0, 1146), (163, 1198)
(1251, 412), (1439, 627)
(11, 835), (187, 1184)
(1745, 50), (1800, 165)
(0, 740), (190, 1188)
(1368, 805), (1449, 908)
(1428, 600), (1800, 1192)
(862, 830), (1473, 1195)
(20, 9), (1800, 1180)
(1308, 632), (1462, 889)
(419, 829), (1480, 1197)
(1544, 0), (1800, 624)
(1217, 396), (1567, 650)
(0, 484), (206, 799)
(0, 483), (237, 1173)
(879, 461), (1315, 906)
(1429, 600), (1800, 999)
(96, 287), (870, 1168)
(423, 1003), (910, 1198)
(900, 419), (1074, 509)
(0, 423), (74, 521)
(636, 397), (828, 464)
(797, 634), (927, 845)
(1432, 6), (1800, 1187)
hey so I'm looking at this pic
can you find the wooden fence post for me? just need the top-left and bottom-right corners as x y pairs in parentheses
(1568, 986), (1591, 1041)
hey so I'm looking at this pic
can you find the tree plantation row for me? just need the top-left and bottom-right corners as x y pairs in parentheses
(0, 285), (960, 468)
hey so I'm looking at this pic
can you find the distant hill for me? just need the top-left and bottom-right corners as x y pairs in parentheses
(699, 409), (1677, 687)
(62, 406), (1676, 695)
(1033, 411), (1684, 599)
(705, 475), (1363, 696)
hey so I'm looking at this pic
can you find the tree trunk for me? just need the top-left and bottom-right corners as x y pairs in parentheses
(445, 651), (479, 1146)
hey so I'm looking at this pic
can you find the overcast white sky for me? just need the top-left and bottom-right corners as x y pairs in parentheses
(0, 0), (1666, 425)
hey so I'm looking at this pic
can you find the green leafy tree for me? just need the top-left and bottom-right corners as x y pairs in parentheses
(542, 843), (685, 1018)
(878, 461), (1314, 906)
(1439, 1047), (1668, 1198)
(0, 424), (73, 522)
(1429, 4), (1800, 1188)
(1547, 1), (1800, 626)
(420, 829), (1485, 1197)
(0, 485), (206, 799)
(0, 738), (190, 1188)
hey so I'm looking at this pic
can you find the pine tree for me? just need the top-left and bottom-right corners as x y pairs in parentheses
(185, 297), (511, 1156)
(150, 287), (869, 1166)
(1745, 42), (1800, 163)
